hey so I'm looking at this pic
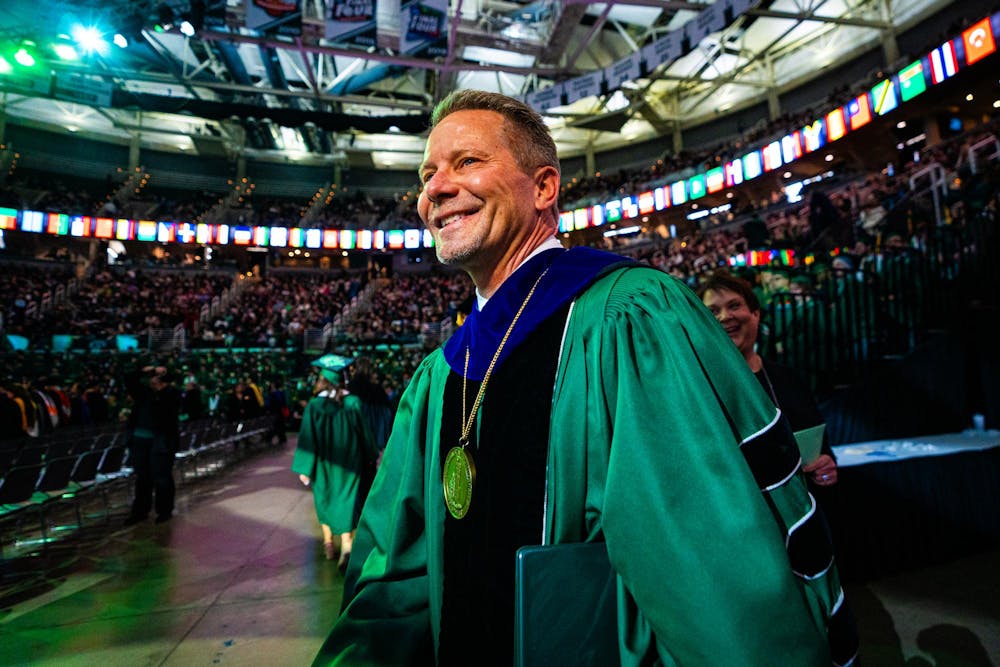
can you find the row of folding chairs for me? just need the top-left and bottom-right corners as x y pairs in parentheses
(174, 416), (275, 481)
(0, 443), (131, 556)
(1, 416), (275, 557)
(0, 428), (127, 476)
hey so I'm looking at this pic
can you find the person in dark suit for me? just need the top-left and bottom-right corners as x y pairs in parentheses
(124, 365), (181, 525)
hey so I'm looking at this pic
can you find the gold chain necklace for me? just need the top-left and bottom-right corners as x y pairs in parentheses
(442, 267), (549, 520)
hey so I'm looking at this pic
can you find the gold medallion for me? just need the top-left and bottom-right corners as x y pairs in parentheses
(443, 446), (476, 519)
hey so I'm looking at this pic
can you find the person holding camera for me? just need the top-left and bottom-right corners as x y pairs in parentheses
(123, 364), (181, 525)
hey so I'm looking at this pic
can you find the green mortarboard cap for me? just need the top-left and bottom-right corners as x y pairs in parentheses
(311, 354), (354, 382)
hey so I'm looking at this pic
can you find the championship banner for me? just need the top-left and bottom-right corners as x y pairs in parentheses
(564, 71), (603, 104)
(400, 0), (448, 58)
(526, 84), (564, 112)
(683, 17), (709, 48)
(698, 2), (726, 34)
(642, 31), (681, 71)
(325, 0), (377, 47)
(604, 52), (641, 90)
(245, 0), (302, 36)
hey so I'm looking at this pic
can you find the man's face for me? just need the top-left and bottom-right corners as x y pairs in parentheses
(702, 287), (760, 358)
(417, 109), (540, 271)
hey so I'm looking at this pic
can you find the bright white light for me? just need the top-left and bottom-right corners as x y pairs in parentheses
(71, 25), (109, 55)
(14, 48), (35, 67)
(783, 171), (792, 178)
(966, 93), (974, 101)
(53, 43), (78, 60)
(824, 154), (834, 162)
(113, 33), (128, 48)
(606, 90), (629, 112)
(993, 100), (1000, 109)
(179, 21), (195, 37)
(896, 121), (906, 129)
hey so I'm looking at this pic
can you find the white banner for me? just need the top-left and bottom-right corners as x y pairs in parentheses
(642, 32), (681, 71)
(325, 0), (377, 47)
(605, 52), (641, 90)
(563, 71), (603, 104)
(527, 84), (564, 112)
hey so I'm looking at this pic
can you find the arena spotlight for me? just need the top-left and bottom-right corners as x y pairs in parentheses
(14, 46), (36, 67)
(53, 42), (79, 60)
(70, 25), (110, 55)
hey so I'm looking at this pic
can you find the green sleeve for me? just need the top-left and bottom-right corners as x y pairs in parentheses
(313, 358), (440, 666)
(291, 400), (318, 478)
(555, 269), (829, 666)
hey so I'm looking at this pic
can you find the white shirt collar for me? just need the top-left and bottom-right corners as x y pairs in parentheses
(475, 237), (564, 311)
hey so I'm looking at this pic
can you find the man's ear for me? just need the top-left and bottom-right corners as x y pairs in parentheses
(534, 165), (560, 213)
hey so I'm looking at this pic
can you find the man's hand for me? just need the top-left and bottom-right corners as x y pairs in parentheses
(299, 474), (311, 487)
(802, 454), (837, 486)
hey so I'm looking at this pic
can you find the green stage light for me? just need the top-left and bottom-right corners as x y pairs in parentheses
(14, 47), (35, 67)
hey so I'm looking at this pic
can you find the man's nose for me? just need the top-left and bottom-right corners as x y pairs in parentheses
(423, 169), (456, 204)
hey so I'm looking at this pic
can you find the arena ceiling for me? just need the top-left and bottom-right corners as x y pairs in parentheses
(0, 0), (957, 174)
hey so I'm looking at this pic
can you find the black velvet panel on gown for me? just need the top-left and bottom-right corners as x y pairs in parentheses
(437, 302), (570, 666)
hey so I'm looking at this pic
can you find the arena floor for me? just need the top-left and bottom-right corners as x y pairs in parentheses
(1, 439), (997, 666)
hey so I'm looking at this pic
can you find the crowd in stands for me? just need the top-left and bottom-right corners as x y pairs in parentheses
(334, 270), (472, 346)
(198, 272), (364, 348)
(2, 268), (234, 347)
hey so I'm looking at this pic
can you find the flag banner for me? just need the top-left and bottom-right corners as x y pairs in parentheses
(325, 0), (377, 47)
(246, 0), (302, 36)
(928, 40), (958, 83)
(962, 17), (996, 65)
(897, 60), (927, 101)
(642, 32), (681, 70)
(400, 0), (448, 57)
(564, 71), (603, 104)
(526, 84), (564, 112)
(605, 52), (641, 90)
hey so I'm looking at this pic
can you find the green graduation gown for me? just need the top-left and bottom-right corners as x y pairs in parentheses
(292, 393), (376, 533)
(317, 266), (842, 665)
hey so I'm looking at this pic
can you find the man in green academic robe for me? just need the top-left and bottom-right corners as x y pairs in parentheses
(315, 91), (857, 666)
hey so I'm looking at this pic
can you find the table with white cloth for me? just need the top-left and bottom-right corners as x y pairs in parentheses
(825, 431), (1000, 581)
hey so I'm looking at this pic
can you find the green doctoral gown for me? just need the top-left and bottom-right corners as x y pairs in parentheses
(292, 393), (376, 533)
(317, 266), (842, 666)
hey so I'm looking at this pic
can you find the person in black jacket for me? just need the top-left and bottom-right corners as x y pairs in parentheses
(124, 365), (181, 525)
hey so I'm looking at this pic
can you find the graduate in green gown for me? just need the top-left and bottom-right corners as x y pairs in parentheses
(315, 91), (857, 666)
(292, 355), (377, 568)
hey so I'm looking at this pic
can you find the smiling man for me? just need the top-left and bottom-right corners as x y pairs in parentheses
(315, 91), (855, 666)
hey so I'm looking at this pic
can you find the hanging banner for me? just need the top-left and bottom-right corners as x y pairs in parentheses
(526, 84), (564, 112)
(642, 32), (681, 70)
(605, 52), (641, 90)
(400, 0), (448, 57)
(246, 0), (302, 37)
(564, 71), (603, 104)
(325, 0), (377, 47)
